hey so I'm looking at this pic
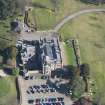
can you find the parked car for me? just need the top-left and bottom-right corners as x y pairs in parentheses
(26, 90), (30, 94)
(30, 89), (34, 94)
(28, 100), (34, 104)
(30, 76), (33, 80)
(41, 75), (49, 80)
(24, 76), (29, 80)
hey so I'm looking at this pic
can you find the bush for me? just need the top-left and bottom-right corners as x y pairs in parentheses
(70, 76), (85, 98)
(12, 68), (19, 76)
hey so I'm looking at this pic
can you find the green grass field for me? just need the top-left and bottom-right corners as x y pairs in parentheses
(31, 8), (56, 30)
(64, 43), (76, 66)
(0, 18), (16, 46)
(59, 12), (105, 104)
(30, 0), (105, 30)
(0, 77), (17, 105)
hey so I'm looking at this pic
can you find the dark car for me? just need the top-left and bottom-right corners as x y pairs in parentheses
(30, 76), (33, 80)
(57, 97), (64, 102)
(29, 86), (33, 90)
(33, 85), (37, 89)
(26, 90), (30, 94)
(56, 102), (61, 105)
(28, 100), (34, 104)
(30, 89), (34, 94)
(24, 76), (29, 80)
(50, 88), (56, 92)
(35, 98), (40, 103)
(41, 85), (47, 88)
(41, 75), (49, 80)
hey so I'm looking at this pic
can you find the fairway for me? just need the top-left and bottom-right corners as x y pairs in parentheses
(59, 12), (105, 104)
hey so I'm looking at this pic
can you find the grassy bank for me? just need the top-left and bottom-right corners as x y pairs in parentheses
(64, 43), (76, 66)
(59, 12), (105, 104)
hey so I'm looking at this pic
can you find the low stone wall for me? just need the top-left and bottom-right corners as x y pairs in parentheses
(17, 77), (22, 105)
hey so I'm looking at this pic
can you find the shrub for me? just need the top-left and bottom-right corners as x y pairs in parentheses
(12, 68), (19, 76)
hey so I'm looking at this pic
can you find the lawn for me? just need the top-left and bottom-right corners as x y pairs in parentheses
(32, 0), (54, 9)
(0, 77), (17, 105)
(30, 0), (105, 30)
(0, 18), (16, 46)
(59, 12), (105, 104)
(31, 8), (56, 30)
(64, 43), (76, 66)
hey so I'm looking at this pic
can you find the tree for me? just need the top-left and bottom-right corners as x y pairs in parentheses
(73, 97), (93, 105)
(69, 76), (85, 98)
(80, 63), (90, 78)
(0, 0), (17, 19)
(68, 65), (80, 80)
(80, 0), (105, 5)
(80, 63), (90, 92)
(12, 68), (19, 76)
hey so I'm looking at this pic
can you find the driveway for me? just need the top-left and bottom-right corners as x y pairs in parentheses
(19, 30), (57, 41)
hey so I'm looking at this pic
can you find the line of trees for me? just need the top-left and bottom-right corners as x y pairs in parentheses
(0, 0), (27, 20)
(0, 0), (17, 19)
(80, 0), (105, 4)
(68, 63), (90, 98)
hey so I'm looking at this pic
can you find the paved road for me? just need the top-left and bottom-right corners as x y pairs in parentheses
(54, 8), (105, 32)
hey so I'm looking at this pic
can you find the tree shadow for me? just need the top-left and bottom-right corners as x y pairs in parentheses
(46, 78), (70, 96)
(3, 67), (12, 75)
(47, 65), (79, 96)
(73, 97), (94, 105)
(51, 65), (76, 80)
(15, 78), (20, 102)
